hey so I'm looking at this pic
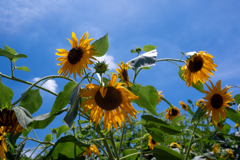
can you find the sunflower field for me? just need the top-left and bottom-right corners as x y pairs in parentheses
(1, 32), (240, 160)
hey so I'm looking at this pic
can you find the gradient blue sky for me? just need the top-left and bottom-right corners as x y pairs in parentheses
(1, 0), (240, 156)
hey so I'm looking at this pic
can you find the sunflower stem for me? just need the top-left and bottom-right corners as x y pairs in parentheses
(118, 125), (125, 155)
(110, 129), (120, 160)
(83, 68), (91, 83)
(162, 97), (174, 109)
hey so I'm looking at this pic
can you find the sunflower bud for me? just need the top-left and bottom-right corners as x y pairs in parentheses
(135, 47), (141, 54)
(94, 61), (108, 74)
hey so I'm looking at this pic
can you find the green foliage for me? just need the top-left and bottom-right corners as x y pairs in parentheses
(92, 33), (109, 57)
(0, 48), (27, 61)
(153, 145), (184, 160)
(191, 106), (206, 123)
(234, 94), (240, 104)
(225, 107), (240, 124)
(56, 125), (70, 139)
(45, 134), (53, 146)
(141, 66), (151, 70)
(15, 66), (30, 72)
(142, 45), (157, 52)
(0, 80), (13, 108)
(13, 106), (33, 129)
(122, 149), (138, 160)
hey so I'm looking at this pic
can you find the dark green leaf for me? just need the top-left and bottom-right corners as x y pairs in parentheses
(153, 145), (184, 160)
(234, 94), (240, 104)
(142, 45), (157, 52)
(16, 137), (27, 160)
(50, 81), (78, 115)
(191, 106), (206, 123)
(187, 107), (194, 115)
(131, 49), (136, 53)
(56, 125), (69, 139)
(122, 149), (138, 160)
(0, 80), (13, 108)
(147, 129), (164, 142)
(8, 132), (22, 146)
(16, 66), (30, 72)
(187, 99), (193, 104)
(129, 84), (158, 115)
(225, 107), (240, 124)
(22, 126), (34, 137)
(19, 89), (42, 114)
(13, 106), (33, 129)
(92, 33), (109, 57)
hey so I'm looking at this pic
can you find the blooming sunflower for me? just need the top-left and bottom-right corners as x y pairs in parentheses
(181, 51), (217, 87)
(196, 99), (206, 107)
(115, 62), (132, 87)
(0, 127), (7, 160)
(79, 74), (139, 131)
(212, 144), (220, 156)
(56, 32), (98, 80)
(202, 80), (234, 123)
(211, 120), (222, 131)
(170, 142), (181, 149)
(157, 91), (164, 104)
(81, 144), (99, 157)
(165, 107), (181, 122)
(179, 101), (188, 111)
(148, 134), (159, 150)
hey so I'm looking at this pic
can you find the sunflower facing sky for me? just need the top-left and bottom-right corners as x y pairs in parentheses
(170, 142), (181, 149)
(56, 32), (98, 80)
(181, 51), (217, 87)
(79, 74), (139, 131)
(165, 107), (181, 122)
(202, 80), (234, 123)
(196, 99), (206, 107)
(148, 133), (159, 150)
(81, 144), (99, 157)
(116, 62), (132, 87)
(179, 101), (188, 111)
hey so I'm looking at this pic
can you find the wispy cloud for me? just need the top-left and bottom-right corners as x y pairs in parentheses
(33, 77), (58, 93)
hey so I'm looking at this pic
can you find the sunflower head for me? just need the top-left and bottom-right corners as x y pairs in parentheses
(56, 32), (98, 80)
(212, 144), (220, 156)
(116, 62), (132, 87)
(0, 127), (7, 160)
(169, 142), (181, 149)
(79, 74), (139, 131)
(147, 133), (159, 150)
(196, 99), (206, 107)
(94, 60), (108, 74)
(165, 107), (181, 122)
(181, 51), (217, 87)
(179, 101), (188, 111)
(81, 144), (99, 157)
(211, 120), (222, 131)
(202, 80), (234, 123)
(157, 91), (164, 104)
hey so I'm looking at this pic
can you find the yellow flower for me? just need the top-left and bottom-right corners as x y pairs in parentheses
(170, 142), (181, 149)
(0, 127), (7, 160)
(116, 62), (132, 87)
(211, 120), (222, 131)
(56, 32), (97, 80)
(235, 123), (240, 128)
(165, 107), (181, 122)
(196, 99), (206, 107)
(81, 144), (100, 157)
(148, 134), (159, 150)
(79, 74), (139, 131)
(220, 149), (234, 159)
(212, 144), (220, 156)
(202, 80), (234, 123)
(157, 91), (164, 104)
(181, 51), (217, 87)
(179, 101), (188, 111)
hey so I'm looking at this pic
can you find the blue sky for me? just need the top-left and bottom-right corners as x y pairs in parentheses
(1, 0), (240, 157)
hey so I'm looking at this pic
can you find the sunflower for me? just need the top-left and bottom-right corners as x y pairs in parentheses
(170, 142), (181, 149)
(157, 91), (164, 104)
(212, 144), (220, 156)
(148, 134), (159, 150)
(202, 80), (234, 123)
(0, 108), (23, 135)
(81, 144), (99, 157)
(179, 101), (188, 111)
(181, 51), (217, 87)
(211, 120), (222, 131)
(116, 62), (132, 87)
(220, 149), (234, 159)
(0, 127), (7, 160)
(196, 99), (206, 107)
(165, 107), (181, 122)
(79, 74), (139, 131)
(56, 32), (98, 80)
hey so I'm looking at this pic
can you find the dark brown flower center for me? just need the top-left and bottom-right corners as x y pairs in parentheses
(170, 109), (178, 116)
(122, 69), (128, 81)
(182, 104), (187, 109)
(211, 94), (223, 109)
(151, 139), (156, 144)
(189, 56), (204, 72)
(95, 87), (122, 111)
(68, 47), (83, 64)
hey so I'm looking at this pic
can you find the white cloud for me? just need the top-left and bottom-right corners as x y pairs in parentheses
(95, 54), (117, 70)
(23, 148), (41, 159)
(33, 77), (58, 93)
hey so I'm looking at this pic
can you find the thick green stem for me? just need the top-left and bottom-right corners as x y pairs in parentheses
(162, 97), (174, 109)
(110, 130), (120, 160)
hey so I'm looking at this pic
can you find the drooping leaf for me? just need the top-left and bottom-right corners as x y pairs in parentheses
(142, 45), (157, 52)
(153, 145), (184, 160)
(16, 66), (30, 72)
(4, 44), (18, 62)
(50, 81), (78, 115)
(19, 89), (42, 114)
(234, 94), (240, 105)
(56, 125), (70, 139)
(191, 106), (206, 123)
(13, 106), (33, 129)
(92, 33), (109, 57)
(128, 84), (158, 115)
(225, 107), (240, 124)
(122, 149), (138, 160)
(0, 80), (13, 108)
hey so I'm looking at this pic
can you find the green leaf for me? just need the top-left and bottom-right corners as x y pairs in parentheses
(141, 67), (151, 70)
(153, 145), (184, 160)
(45, 134), (53, 146)
(50, 81), (78, 115)
(22, 125), (34, 137)
(234, 94), (240, 104)
(92, 33), (109, 57)
(140, 115), (182, 135)
(4, 44), (18, 62)
(128, 84), (158, 115)
(8, 132), (22, 146)
(46, 135), (86, 159)
(19, 89), (42, 114)
(178, 66), (204, 93)
(221, 124), (231, 135)
(16, 137), (27, 160)
(13, 106), (33, 129)
(171, 116), (185, 126)
(147, 129), (164, 142)
(142, 45), (157, 52)
(191, 106), (206, 123)
(225, 107), (240, 124)
(16, 66), (30, 72)
(122, 149), (138, 160)
(131, 49), (136, 53)
(56, 125), (69, 139)
(0, 48), (27, 61)
(0, 80), (13, 108)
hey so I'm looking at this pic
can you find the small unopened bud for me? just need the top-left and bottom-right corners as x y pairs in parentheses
(94, 60), (108, 74)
